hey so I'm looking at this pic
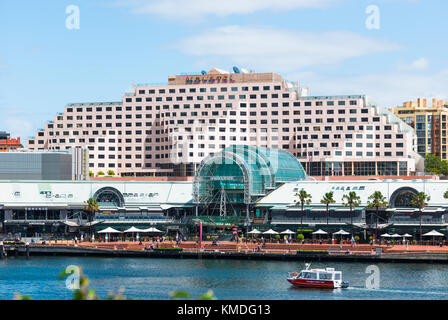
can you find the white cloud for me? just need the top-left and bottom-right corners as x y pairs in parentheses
(288, 68), (448, 107)
(175, 25), (400, 72)
(116, 0), (335, 18)
(3, 118), (34, 141)
(398, 57), (429, 71)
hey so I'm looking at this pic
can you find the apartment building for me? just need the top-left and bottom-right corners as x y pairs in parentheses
(393, 98), (448, 159)
(27, 68), (422, 177)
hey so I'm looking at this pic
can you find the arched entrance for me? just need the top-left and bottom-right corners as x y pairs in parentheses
(93, 187), (124, 207)
(389, 187), (418, 208)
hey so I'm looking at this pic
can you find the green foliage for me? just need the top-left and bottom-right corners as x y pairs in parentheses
(342, 191), (361, 210)
(97, 171), (105, 176)
(275, 234), (280, 239)
(171, 290), (216, 300)
(296, 233), (304, 240)
(89, 171), (94, 178)
(410, 192), (430, 209)
(354, 236), (360, 241)
(444, 190), (448, 199)
(424, 154), (448, 175)
(295, 189), (312, 208)
(367, 191), (388, 209)
(320, 192), (336, 206)
(107, 170), (115, 176)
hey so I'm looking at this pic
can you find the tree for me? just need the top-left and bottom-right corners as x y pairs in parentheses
(410, 191), (430, 242)
(444, 190), (448, 200)
(320, 192), (335, 225)
(107, 170), (115, 176)
(89, 171), (94, 178)
(367, 191), (388, 242)
(97, 171), (105, 176)
(83, 198), (99, 238)
(295, 189), (312, 232)
(342, 191), (361, 233)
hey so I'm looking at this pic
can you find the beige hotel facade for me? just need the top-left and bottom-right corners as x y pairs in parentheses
(27, 68), (423, 177)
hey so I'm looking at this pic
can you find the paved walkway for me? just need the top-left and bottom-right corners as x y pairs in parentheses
(36, 240), (448, 255)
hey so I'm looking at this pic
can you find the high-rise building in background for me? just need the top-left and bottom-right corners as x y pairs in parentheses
(27, 68), (423, 177)
(393, 98), (448, 159)
(0, 131), (21, 152)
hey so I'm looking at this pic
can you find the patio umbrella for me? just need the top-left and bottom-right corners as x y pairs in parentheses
(142, 227), (163, 233)
(423, 230), (445, 245)
(123, 226), (145, 233)
(263, 229), (279, 241)
(333, 229), (350, 243)
(380, 233), (392, 238)
(247, 229), (261, 239)
(263, 229), (279, 235)
(98, 227), (122, 234)
(312, 229), (328, 241)
(391, 233), (402, 238)
(280, 229), (296, 235)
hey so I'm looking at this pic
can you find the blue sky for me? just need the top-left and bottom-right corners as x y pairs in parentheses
(1, 0), (447, 141)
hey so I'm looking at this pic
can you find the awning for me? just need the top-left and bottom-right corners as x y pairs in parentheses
(98, 227), (122, 234)
(123, 226), (146, 233)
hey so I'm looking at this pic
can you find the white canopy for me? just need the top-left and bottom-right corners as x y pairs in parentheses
(333, 229), (350, 235)
(247, 229), (261, 234)
(98, 227), (122, 234)
(312, 229), (328, 235)
(423, 230), (445, 237)
(380, 233), (392, 238)
(391, 233), (402, 238)
(402, 233), (413, 238)
(263, 229), (279, 235)
(123, 226), (145, 233)
(280, 229), (296, 234)
(142, 227), (163, 233)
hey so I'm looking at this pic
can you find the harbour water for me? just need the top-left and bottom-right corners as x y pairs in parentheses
(0, 257), (447, 300)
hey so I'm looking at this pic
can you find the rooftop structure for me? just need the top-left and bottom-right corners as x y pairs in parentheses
(0, 131), (21, 152)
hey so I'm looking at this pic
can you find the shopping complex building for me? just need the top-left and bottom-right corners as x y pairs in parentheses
(26, 68), (423, 178)
(1, 146), (446, 239)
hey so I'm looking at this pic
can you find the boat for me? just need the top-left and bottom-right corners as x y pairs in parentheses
(287, 263), (349, 289)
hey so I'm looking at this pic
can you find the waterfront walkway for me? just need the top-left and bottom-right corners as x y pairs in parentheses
(34, 240), (448, 255)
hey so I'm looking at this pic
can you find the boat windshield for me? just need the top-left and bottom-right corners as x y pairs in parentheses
(301, 272), (317, 280)
(318, 272), (333, 280)
(334, 273), (341, 280)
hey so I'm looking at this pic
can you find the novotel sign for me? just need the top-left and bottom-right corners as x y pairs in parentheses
(185, 75), (236, 85)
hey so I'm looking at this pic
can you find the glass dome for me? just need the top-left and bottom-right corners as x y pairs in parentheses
(193, 145), (307, 204)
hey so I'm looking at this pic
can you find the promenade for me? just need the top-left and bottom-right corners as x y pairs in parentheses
(34, 240), (448, 255)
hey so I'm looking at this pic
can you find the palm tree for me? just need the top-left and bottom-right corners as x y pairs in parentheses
(84, 198), (99, 239)
(410, 192), (430, 243)
(295, 189), (312, 232)
(321, 192), (336, 225)
(342, 191), (361, 233)
(367, 191), (388, 242)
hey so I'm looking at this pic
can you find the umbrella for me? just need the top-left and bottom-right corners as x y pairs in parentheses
(98, 227), (122, 234)
(423, 230), (445, 245)
(380, 233), (392, 238)
(280, 229), (296, 234)
(263, 229), (279, 235)
(402, 233), (412, 237)
(312, 229), (328, 242)
(142, 227), (163, 233)
(123, 226), (145, 233)
(423, 230), (445, 237)
(391, 233), (402, 238)
(247, 229), (261, 234)
(333, 229), (350, 235)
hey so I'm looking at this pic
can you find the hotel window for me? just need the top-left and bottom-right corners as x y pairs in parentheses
(338, 101), (346, 106)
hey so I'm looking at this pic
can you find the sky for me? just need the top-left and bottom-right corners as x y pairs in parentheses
(1, 0), (447, 141)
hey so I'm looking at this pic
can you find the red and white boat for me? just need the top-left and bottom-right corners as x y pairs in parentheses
(287, 264), (349, 289)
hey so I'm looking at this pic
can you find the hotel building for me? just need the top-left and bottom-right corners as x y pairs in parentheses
(393, 98), (448, 159)
(27, 68), (422, 177)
